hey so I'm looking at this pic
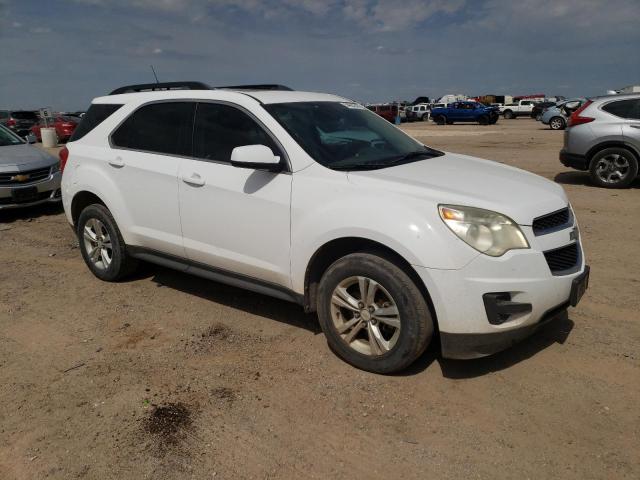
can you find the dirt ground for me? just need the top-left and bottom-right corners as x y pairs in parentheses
(1, 118), (638, 480)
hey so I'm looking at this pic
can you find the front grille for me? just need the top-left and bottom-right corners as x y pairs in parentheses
(533, 207), (571, 235)
(0, 166), (52, 186)
(0, 191), (52, 205)
(544, 243), (580, 275)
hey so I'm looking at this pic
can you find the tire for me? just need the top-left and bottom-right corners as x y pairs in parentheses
(589, 147), (638, 189)
(434, 115), (445, 125)
(536, 114), (542, 121)
(549, 117), (565, 130)
(317, 252), (434, 374)
(77, 204), (138, 281)
(503, 110), (514, 119)
(478, 115), (489, 125)
(421, 114), (428, 121)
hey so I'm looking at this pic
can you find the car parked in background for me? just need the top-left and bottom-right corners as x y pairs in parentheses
(560, 94), (640, 188)
(0, 110), (40, 137)
(0, 124), (61, 209)
(500, 100), (536, 119)
(431, 101), (499, 125)
(406, 103), (430, 122)
(531, 101), (557, 120)
(31, 115), (79, 142)
(541, 99), (586, 130)
(367, 104), (399, 123)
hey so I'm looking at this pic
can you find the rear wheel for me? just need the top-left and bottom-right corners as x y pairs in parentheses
(434, 115), (446, 125)
(503, 110), (514, 119)
(589, 148), (638, 188)
(549, 117), (565, 130)
(77, 204), (138, 281)
(317, 253), (433, 374)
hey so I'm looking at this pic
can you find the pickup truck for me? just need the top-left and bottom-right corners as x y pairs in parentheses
(499, 100), (536, 119)
(430, 101), (499, 125)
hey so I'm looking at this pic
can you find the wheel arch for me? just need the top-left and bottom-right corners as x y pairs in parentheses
(303, 236), (439, 332)
(586, 141), (640, 163)
(70, 190), (107, 227)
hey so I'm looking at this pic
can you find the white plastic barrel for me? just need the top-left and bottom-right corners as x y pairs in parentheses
(41, 127), (58, 148)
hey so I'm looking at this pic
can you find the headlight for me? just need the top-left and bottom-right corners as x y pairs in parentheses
(438, 205), (529, 257)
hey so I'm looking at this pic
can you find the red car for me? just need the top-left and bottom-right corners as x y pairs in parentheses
(366, 104), (399, 122)
(31, 115), (79, 142)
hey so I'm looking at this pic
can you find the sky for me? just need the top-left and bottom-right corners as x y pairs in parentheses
(1, 0), (639, 111)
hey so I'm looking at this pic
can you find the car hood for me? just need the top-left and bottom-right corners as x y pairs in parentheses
(0, 144), (58, 172)
(347, 152), (568, 225)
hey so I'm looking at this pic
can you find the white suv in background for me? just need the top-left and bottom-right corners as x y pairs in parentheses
(60, 82), (589, 373)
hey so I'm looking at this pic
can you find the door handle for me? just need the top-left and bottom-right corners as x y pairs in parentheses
(108, 157), (124, 168)
(181, 172), (205, 187)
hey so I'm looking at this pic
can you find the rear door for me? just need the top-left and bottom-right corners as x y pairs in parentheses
(177, 102), (292, 287)
(109, 101), (195, 256)
(612, 99), (640, 151)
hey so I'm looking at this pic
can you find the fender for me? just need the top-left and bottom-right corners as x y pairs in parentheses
(289, 165), (479, 294)
(66, 146), (138, 246)
(586, 141), (640, 161)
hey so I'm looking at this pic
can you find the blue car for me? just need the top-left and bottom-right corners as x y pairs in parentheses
(430, 101), (499, 125)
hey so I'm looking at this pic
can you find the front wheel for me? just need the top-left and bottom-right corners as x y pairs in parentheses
(77, 204), (138, 281)
(478, 115), (489, 125)
(549, 116), (566, 130)
(317, 253), (434, 374)
(589, 148), (638, 188)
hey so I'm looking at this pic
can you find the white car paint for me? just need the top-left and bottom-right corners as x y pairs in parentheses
(62, 87), (587, 359)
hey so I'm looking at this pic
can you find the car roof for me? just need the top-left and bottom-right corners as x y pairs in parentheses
(589, 92), (640, 103)
(93, 89), (351, 106)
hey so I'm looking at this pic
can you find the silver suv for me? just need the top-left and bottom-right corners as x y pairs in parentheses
(560, 94), (640, 188)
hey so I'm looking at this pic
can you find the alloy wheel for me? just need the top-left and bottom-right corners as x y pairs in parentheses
(330, 276), (401, 356)
(550, 118), (564, 130)
(83, 218), (113, 270)
(595, 153), (630, 184)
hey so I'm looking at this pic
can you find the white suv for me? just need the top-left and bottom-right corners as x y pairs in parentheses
(61, 82), (589, 373)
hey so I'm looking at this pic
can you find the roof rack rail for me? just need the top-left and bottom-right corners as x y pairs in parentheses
(216, 84), (293, 91)
(109, 81), (211, 95)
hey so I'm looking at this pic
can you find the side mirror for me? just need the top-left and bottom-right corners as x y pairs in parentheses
(564, 101), (580, 111)
(25, 133), (37, 144)
(230, 145), (282, 172)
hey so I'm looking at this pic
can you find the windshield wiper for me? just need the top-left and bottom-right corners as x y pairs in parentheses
(332, 150), (439, 171)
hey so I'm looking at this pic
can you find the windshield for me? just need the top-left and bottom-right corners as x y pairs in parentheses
(11, 111), (38, 120)
(264, 101), (443, 171)
(0, 125), (25, 146)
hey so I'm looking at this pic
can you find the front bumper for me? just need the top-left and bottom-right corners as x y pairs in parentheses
(414, 230), (588, 359)
(560, 149), (589, 170)
(0, 172), (62, 210)
(440, 299), (569, 359)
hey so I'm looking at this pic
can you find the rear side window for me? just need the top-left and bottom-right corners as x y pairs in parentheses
(111, 102), (195, 156)
(71, 104), (123, 141)
(193, 103), (279, 162)
(602, 99), (640, 120)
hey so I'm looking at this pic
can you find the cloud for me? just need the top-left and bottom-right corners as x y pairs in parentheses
(1, 0), (638, 110)
(69, 0), (465, 32)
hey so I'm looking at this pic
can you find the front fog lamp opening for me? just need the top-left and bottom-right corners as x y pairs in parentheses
(438, 205), (529, 257)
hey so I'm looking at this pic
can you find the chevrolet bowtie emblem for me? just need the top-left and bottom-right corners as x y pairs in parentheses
(11, 174), (30, 182)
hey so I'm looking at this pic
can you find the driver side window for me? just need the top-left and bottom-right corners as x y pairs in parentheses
(193, 103), (280, 163)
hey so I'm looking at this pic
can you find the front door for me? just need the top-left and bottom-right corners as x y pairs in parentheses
(177, 102), (292, 287)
